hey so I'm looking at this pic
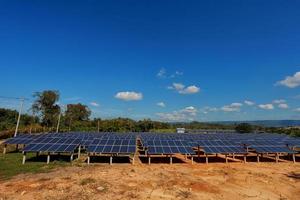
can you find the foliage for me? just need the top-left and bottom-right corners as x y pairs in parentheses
(64, 103), (91, 129)
(0, 108), (39, 133)
(32, 90), (60, 127)
(235, 123), (254, 133)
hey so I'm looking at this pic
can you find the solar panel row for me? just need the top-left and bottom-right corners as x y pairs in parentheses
(4, 132), (299, 156)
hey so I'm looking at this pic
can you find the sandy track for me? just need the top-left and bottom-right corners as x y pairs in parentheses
(0, 161), (300, 200)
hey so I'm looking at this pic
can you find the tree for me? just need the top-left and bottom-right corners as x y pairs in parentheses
(32, 90), (60, 127)
(64, 103), (91, 130)
(235, 123), (254, 133)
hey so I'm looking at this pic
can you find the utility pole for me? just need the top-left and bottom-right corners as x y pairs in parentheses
(97, 120), (100, 132)
(29, 111), (35, 134)
(56, 110), (62, 133)
(14, 98), (24, 137)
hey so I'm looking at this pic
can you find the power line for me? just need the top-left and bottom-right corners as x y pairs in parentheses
(0, 96), (30, 101)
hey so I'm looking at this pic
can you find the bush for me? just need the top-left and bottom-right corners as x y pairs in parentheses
(235, 123), (254, 133)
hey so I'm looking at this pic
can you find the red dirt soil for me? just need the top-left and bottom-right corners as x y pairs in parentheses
(0, 161), (300, 200)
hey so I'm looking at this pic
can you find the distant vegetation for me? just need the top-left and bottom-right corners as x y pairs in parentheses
(235, 123), (254, 133)
(0, 90), (300, 138)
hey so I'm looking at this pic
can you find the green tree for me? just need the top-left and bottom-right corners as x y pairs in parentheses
(235, 123), (254, 133)
(32, 90), (60, 128)
(64, 103), (91, 130)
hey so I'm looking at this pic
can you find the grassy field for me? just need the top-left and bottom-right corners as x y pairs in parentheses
(0, 148), (68, 180)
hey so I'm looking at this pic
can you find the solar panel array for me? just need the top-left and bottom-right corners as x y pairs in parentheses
(4, 132), (300, 156)
(140, 132), (299, 155)
(4, 132), (138, 154)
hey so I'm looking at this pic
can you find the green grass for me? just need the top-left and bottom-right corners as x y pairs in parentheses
(0, 152), (68, 180)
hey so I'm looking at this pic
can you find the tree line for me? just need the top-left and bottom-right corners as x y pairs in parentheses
(0, 90), (299, 138)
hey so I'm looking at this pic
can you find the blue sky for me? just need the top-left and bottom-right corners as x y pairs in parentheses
(0, 0), (300, 122)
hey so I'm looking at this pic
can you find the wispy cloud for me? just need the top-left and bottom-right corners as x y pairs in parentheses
(156, 106), (198, 121)
(157, 68), (166, 78)
(157, 102), (166, 107)
(295, 108), (300, 112)
(244, 100), (255, 106)
(278, 103), (289, 109)
(90, 102), (100, 107)
(157, 68), (183, 79)
(273, 99), (286, 104)
(221, 103), (243, 112)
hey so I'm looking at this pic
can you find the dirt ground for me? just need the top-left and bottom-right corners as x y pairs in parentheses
(0, 156), (300, 200)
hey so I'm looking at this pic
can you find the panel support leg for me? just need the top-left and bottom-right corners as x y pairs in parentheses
(206, 154), (208, 164)
(110, 156), (113, 165)
(78, 146), (81, 159)
(47, 153), (50, 164)
(170, 155), (173, 165)
(257, 154), (260, 163)
(3, 144), (7, 155)
(191, 156), (194, 165)
(87, 154), (90, 165)
(70, 153), (74, 162)
(292, 154), (296, 163)
(22, 152), (26, 165)
(275, 153), (279, 163)
(148, 156), (151, 165)
(132, 156), (135, 165)
(244, 155), (247, 163)
(225, 155), (228, 164)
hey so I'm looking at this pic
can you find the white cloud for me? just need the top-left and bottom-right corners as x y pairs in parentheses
(244, 100), (255, 106)
(273, 99), (286, 104)
(157, 68), (166, 78)
(179, 85), (200, 94)
(278, 103), (289, 109)
(258, 104), (274, 110)
(295, 108), (300, 112)
(156, 106), (198, 122)
(221, 103), (243, 112)
(90, 102), (99, 107)
(157, 102), (166, 107)
(276, 71), (300, 88)
(115, 91), (143, 101)
(181, 106), (198, 116)
(168, 83), (200, 95)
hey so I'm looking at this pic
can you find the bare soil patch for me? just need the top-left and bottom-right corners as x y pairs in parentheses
(0, 161), (299, 200)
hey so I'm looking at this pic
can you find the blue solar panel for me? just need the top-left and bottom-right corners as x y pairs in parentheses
(87, 137), (136, 154)
(253, 146), (295, 153)
(203, 146), (246, 154)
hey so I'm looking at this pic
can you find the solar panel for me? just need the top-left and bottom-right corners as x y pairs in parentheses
(23, 138), (81, 153)
(203, 146), (246, 154)
(87, 138), (136, 154)
(253, 146), (295, 154)
(147, 146), (195, 154)
(4, 135), (36, 145)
